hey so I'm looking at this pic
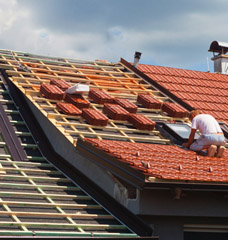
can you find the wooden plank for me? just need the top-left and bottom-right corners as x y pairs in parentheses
(56, 120), (160, 134)
(0, 221), (125, 229)
(27, 156), (47, 161)
(15, 131), (32, 136)
(0, 210), (113, 219)
(0, 182), (79, 190)
(0, 191), (90, 199)
(0, 52), (123, 70)
(0, 167), (61, 174)
(65, 130), (170, 143)
(0, 160), (51, 167)
(11, 75), (144, 87)
(0, 200), (102, 209)
(0, 154), (13, 159)
(0, 231), (136, 237)
(0, 99), (14, 104)
(0, 174), (70, 182)
(6, 68), (141, 82)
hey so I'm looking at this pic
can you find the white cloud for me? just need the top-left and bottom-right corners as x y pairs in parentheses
(0, 0), (29, 33)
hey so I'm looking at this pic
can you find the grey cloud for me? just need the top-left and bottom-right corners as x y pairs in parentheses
(19, 0), (224, 31)
(3, 0), (228, 71)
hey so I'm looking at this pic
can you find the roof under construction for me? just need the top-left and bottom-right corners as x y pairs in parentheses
(1, 49), (228, 239)
(0, 50), (156, 238)
(1, 49), (228, 185)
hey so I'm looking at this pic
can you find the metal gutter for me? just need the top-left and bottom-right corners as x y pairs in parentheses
(143, 180), (228, 191)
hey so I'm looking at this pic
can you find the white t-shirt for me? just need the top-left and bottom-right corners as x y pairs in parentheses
(192, 114), (222, 135)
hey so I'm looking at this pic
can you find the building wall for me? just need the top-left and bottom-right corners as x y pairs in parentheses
(129, 188), (228, 217)
(141, 215), (228, 240)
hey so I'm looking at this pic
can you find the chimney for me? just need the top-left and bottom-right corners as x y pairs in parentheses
(208, 41), (228, 74)
(133, 51), (142, 68)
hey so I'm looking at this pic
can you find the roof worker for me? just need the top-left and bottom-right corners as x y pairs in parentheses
(183, 110), (226, 157)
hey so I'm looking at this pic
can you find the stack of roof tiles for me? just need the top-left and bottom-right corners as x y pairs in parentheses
(162, 102), (188, 118)
(137, 64), (228, 123)
(82, 108), (109, 126)
(64, 93), (91, 109)
(40, 84), (64, 100)
(103, 103), (129, 120)
(113, 98), (138, 113)
(50, 79), (71, 91)
(56, 102), (82, 116)
(89, 89), (113, 104)
(137, 94), (162, 109)
(128, 114), (155, 131)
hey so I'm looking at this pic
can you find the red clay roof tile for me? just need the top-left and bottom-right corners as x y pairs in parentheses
(85, 138), (228, 183)
(138, 63), (228, 124)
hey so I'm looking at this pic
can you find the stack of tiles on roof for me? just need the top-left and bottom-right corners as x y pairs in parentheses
(56, 102), (82, 116)
(40, 84), (64, 100)
(82, 108), (109, 126)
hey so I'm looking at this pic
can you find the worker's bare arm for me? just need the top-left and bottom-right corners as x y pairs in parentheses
(182, 129), (196, 149)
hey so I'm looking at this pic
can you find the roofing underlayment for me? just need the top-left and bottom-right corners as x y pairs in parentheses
(0, 49), (228, 192)
(0, 52), (142, 238)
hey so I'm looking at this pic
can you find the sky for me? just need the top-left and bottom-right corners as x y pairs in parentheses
(0, 0), (227, 72)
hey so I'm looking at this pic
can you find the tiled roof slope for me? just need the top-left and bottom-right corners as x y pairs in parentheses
(85, 138), (228, 183)
(0, 62), (137, 237)
(1, 50), (228, 185)
(137, 64), (228, 123)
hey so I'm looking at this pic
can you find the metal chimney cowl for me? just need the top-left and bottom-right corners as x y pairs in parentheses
(133, 51), (142, 68)
(209, 41), (228, 74)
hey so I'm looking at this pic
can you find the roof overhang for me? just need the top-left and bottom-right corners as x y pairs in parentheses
(76, 138), (147, 189)
(77, 139), (228, 192)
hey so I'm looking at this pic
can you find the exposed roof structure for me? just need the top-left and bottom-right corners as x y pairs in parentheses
(0, 52), (146, 238)
(0, 49), (227, 188)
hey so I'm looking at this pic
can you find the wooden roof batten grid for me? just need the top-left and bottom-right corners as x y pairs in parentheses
(0, 68), (139, 237)
(0, 49), (191, 148)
